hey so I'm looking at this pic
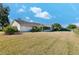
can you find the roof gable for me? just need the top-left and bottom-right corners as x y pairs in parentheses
(14, 20), (44, 27)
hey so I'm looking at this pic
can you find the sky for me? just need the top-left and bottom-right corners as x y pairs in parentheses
(3, 3), (79, 27)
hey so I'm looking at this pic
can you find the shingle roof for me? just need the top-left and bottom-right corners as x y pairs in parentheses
(15, 20), (44, 27)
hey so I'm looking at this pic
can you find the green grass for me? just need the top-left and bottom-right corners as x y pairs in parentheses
(0, 32), (79, 55)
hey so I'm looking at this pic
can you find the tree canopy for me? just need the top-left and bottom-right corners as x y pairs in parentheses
(67, 24), (77, 30)
(52, 23), (62, 31)
(0, 4), (10, 29)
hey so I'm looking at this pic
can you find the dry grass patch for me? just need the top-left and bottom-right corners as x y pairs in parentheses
(0, 32), (78, 54)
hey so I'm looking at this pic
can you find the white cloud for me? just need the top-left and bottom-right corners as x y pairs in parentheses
(30, 7), (42, 13)
(35, 11), (51, 19)
(73, 23), (79, 26)
(25, 17), (30, 19)
(30, 20), (34, 22)
(8, 15), (10, 18)
(18, 8), (25, 13)
(18, 5), (26, 13)
(30, 7), (51, 19)
(25, 17), (34, 22)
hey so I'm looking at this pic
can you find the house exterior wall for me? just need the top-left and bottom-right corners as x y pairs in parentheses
(20, 26), (32, 32)
(12, 21), (32, 32)
(11, 21), (21, 31)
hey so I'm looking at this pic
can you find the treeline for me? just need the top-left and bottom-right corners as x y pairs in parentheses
(31, 23), (77, 32)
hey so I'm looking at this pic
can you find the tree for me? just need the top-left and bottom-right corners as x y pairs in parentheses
(4, 25), (18, 35)
(0, 4), (10, 29)
(67, 24), (77, 30)
(31, 26), (42, 32)
(31, 26), (39, 32)
(52, 23), (62, 31)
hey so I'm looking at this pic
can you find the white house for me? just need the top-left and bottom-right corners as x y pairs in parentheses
(11, 20), (44, 32)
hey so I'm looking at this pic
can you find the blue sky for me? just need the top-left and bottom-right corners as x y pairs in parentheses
(3, 3), (79, 27)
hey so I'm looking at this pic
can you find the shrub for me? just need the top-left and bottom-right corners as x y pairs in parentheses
(67, 24), (77, 30)
(31, 26), (38, 32)
(31, 26), (43, 32)
(4, 26), (18, 35)
(60, 28), (71, 31)
(52, 23), (62, 31)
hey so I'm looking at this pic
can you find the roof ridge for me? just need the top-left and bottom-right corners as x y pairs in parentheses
(14, 19), (44, 27)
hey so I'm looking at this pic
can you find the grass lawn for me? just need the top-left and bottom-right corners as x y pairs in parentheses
(0, 32), (79, 55)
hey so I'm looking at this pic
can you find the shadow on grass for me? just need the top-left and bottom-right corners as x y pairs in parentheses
(4, 32), (22, 35)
